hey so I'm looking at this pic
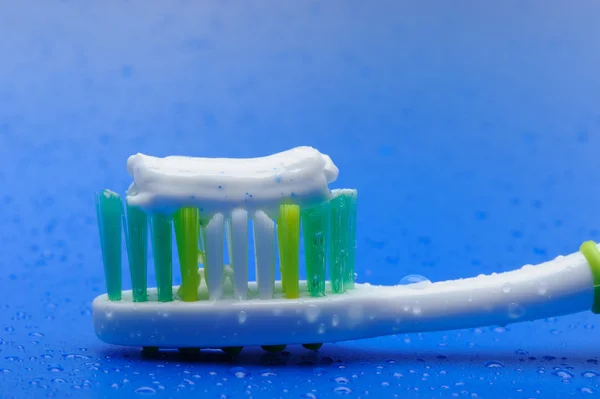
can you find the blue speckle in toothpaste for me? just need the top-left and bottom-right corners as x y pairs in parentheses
(275, 175), (282, 183)
(218, 185), (222, 189)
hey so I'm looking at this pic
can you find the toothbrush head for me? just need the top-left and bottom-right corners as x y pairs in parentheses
(93, 147), (358, 353)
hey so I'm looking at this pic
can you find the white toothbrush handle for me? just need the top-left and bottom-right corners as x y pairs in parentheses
(364, 249), (594, 336)
(92, 246), (598, 348)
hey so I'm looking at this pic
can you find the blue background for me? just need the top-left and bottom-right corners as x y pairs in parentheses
(1, 1), (600, 398)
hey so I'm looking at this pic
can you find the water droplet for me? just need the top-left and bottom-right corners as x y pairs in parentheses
(537, 282), (548, 295)
(485, 361), (504, 368)
(64, 354), (91, 360)
(398, 274), (431, 289)
(334, 377), (349, 384)
(333, 386), (352, 395)
(552, 369), (574, 380)
(229, 367), (250, 378)
(306, 305), (320, 322)
(381, 381), (390, 387)
(332, 315), (339, 327)
(582, 371), (599, 378)
(318, 324), (326, 334)
(238, 311), (247, 324)
(28, 332), (43, 337)
(51, 378), (66, 384)
(412, 305), (422, 315)
(303, 394), (318, 399)
(135, 386), (157, 395)
(582, 387), (595, 394)
(508, 303), (525, 319)
(501, 283), (512, 293)
(47, 365), (64, 372)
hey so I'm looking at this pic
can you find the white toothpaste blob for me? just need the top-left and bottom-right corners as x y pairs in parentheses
(126, 146), (339, 217)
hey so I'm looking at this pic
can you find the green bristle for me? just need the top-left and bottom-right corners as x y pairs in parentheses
(343, 190), (358, 289)
(150, 213), (173, 302)
(277, 204), (300, 299)
(301, 202), (329, 297)
(329, 191), (354, 293)
(174, 207), (201, 302)
(124, 204), (148, 302)
(95, 189), (124, 301)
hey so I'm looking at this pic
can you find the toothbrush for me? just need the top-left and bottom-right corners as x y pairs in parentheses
(92, 147), (600, 353)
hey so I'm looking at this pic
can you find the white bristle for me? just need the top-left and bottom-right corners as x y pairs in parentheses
(230, 209), (249, 300)
(204, 213), (225, 300)
(253, 210), (276, 299)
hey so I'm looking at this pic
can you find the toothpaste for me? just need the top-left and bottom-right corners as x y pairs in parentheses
(126, 146), (339, 218)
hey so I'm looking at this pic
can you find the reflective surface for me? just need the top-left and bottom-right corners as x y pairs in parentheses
(1, 2), (600, 398)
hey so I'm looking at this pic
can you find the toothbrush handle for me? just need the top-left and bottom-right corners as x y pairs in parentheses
(365, 248), (594, 336)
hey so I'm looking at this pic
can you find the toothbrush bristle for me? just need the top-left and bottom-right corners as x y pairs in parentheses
(329, 189), (357, 293)
(203, 213), (225, 300)
(301, 201), (329, 297)
(253, 210), (276, 299)
(277, 204), (301, 299)
(229, 209), (249, 300)
(95, 189), (124, 301)
(96, 189), (358, 302)
(150, 214), (173, 302)
(344, 190), (358, 289)
(124, 204), (148, 302)
(174, 208), (200, 302)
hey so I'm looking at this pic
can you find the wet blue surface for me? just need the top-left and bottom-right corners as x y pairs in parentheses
(2, 1), (600, 398)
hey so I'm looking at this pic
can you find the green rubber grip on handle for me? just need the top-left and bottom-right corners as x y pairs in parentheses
(579, 240), (600, 314)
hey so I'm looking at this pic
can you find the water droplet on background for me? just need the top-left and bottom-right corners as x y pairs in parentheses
(229, 367), (250, 379)
(552, 369), (574, 380)
(485, 361), (504, 368)
(135, 386), (157, 395)
(334, 376), (349, 384)
(333, 386), (352, 395)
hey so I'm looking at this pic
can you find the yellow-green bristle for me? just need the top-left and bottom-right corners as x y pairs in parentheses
(277, 204), (300, 299)
(95, 189), (124, 301)
(174, 207), (201, 302)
